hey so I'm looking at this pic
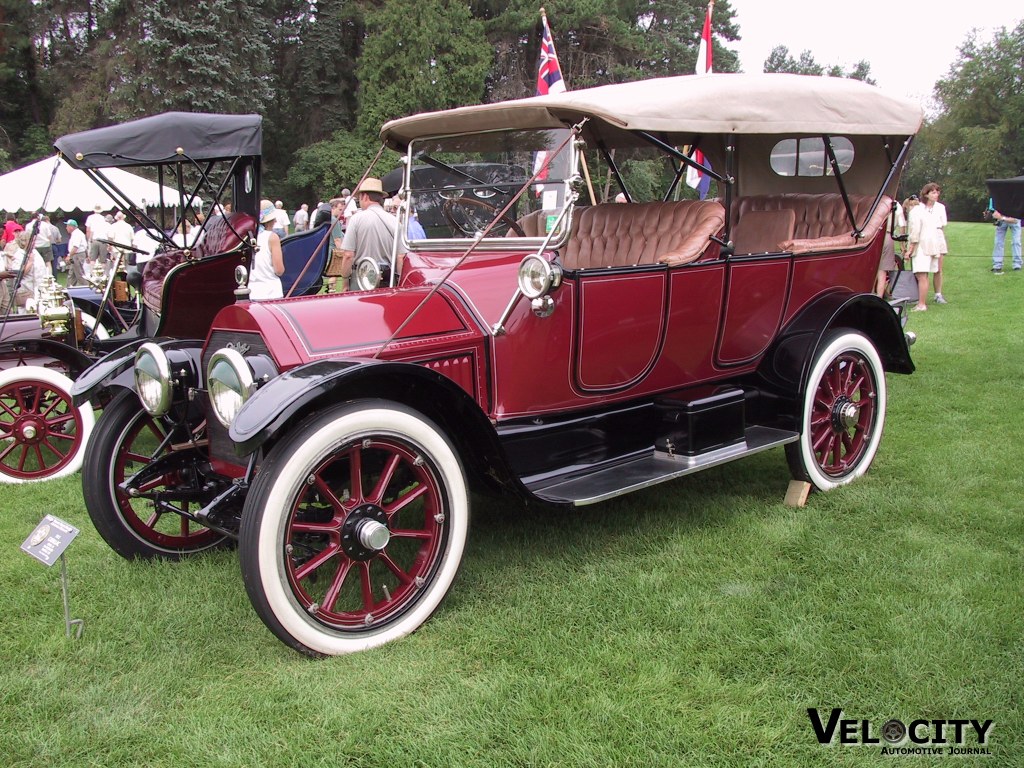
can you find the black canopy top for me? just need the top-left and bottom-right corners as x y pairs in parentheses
(987, 176), (1024, 220)
(55, 112), (262, 169)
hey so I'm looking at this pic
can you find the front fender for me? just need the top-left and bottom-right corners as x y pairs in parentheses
(70, 337), (202, 406)
(0, 338), (93, 379)
(230, 358), (489, 455)
(757, 290), (914, 396)
(227, 358), (522, 498)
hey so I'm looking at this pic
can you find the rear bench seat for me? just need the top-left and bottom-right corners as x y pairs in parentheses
(730, 193), (892, 254)
(516, 200), (726, 269)
(142, 212), (256, 314)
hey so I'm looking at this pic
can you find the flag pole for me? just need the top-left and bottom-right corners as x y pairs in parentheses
(539, 8), (596, 203)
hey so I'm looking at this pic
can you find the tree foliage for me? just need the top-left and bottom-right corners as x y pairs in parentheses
(762, 45), (875, 84)
(903, 22), (1024, 219)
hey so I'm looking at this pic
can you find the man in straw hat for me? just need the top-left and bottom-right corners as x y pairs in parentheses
(334, 178), (405, 290)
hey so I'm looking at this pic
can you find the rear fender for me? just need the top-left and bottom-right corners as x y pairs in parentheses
(229, 359), (516, 495)
(757, 291), (914, 399)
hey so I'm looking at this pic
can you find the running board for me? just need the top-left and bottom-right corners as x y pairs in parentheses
(526, 426), (799, 506)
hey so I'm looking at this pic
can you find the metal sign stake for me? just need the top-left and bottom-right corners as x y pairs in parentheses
(59, 553), (84, 639)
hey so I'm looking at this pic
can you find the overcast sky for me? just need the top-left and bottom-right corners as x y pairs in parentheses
(726, 0), (1021, 109)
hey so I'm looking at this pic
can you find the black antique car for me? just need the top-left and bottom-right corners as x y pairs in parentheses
(73, 74), (921, 656)
(0, 113), (330, 482)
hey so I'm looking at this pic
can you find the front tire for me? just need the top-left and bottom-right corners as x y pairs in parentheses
(0, 366), (95, 483)
(786, 329), (887, 491)
(239, 400), (469, 657)
(82, 390), (227, 559)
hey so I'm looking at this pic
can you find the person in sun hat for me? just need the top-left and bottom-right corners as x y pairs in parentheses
(248, 205), (285, 300)
(334, 177), (404, 290)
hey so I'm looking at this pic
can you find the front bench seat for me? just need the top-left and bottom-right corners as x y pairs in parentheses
(562, 201), (726, 270)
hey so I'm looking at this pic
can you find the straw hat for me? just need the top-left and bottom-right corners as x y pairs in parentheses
(354, 178), (385, 195)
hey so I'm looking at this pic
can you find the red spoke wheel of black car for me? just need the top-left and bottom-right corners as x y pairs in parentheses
(240, 400), (468, 657)
(82, 390), (226, 559)
(786, 329), (887, 491)
(0, 367), (95, 483)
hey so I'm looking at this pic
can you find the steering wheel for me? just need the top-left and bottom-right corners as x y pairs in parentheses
(95, 238), (149, 255)
(442, 198), (525, 237)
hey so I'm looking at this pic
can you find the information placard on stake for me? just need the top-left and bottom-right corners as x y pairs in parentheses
(21, 515), (84, 638)
(21, 515), (79, 565)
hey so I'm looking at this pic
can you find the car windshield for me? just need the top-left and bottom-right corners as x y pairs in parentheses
(406, 128), (573, 242)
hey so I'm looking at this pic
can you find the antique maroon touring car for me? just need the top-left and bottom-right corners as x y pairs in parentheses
(74, 74), (922, 656)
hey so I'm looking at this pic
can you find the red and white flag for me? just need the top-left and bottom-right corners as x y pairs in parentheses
(686, 1), (714, 197)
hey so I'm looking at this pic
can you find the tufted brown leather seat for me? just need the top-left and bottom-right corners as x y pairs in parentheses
(560, 201), (726, 269)
(141, 213), (256, 314)
(732, 194), (892, 254)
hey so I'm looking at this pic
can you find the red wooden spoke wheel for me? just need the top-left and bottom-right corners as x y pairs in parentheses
(82, 390), (226, 559)
(240, 401), (468, 656)
(0, 367), (94, 483)
(787, 330), (887, 491)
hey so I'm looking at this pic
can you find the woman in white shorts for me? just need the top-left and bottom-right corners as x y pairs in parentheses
(904, 182), (948, 311)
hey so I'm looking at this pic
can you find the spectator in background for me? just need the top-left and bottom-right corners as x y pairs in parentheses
(43, 214), (63, 275)
(341, 188), (357, 224)
(407, 207), (426, 240)
(2, 213), (24, 246)
(614, 192), (627, 203)
(7, 230), (50, 309)
(989, 200), (1021, 274)
(337, 177), (403, 285)
(65, 219), (89, 287)
(905, 183), (948, 311)
(107, 211), (136, 268)
(249, 206), (285, 300)
(25, 213), (54, 276)
(876, 199), (906, 297)
(273, 201), (290, 239)
(292, 203), (309, 232)
(325, 196), (348, 293)
(85, 203), (110, 268)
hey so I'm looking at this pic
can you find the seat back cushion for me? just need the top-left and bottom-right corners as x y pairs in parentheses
(562, 201), (725, 270)
(731, 209), (796, 254)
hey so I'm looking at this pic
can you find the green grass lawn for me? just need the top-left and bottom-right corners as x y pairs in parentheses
(2, 222), (1021, 766)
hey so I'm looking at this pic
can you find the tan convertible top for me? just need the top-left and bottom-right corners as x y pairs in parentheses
(381, 73), (923, 149)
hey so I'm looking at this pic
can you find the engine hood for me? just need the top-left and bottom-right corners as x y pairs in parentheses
(206, 285), (485, 369)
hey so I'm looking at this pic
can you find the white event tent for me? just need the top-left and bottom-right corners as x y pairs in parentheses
(0, 155), (190, 214)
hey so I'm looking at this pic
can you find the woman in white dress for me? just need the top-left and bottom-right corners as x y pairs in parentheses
(905, 182), (948, 311)
(249, 207), (285, 300)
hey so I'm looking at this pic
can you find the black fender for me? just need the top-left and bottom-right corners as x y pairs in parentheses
(70, 337), (203, 407)
(0, 338), (93, 379)
(67, 289), (130, 334)
(229, 358), (521, 496)
(756, 290), (914, 404)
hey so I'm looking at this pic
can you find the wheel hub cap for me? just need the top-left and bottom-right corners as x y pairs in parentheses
(341, 504), (390, 560)
(835, 399), (860, 430)
(16, 418), (42, 444)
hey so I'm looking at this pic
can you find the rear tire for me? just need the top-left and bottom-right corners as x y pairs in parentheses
(239, 400), (469, 656)
(786, 329), (887, 491)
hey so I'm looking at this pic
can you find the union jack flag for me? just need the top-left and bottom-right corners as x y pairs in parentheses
(536, 13), (565, 97)
(534, 12), (566, 192)
(686, 1), (714, 199)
